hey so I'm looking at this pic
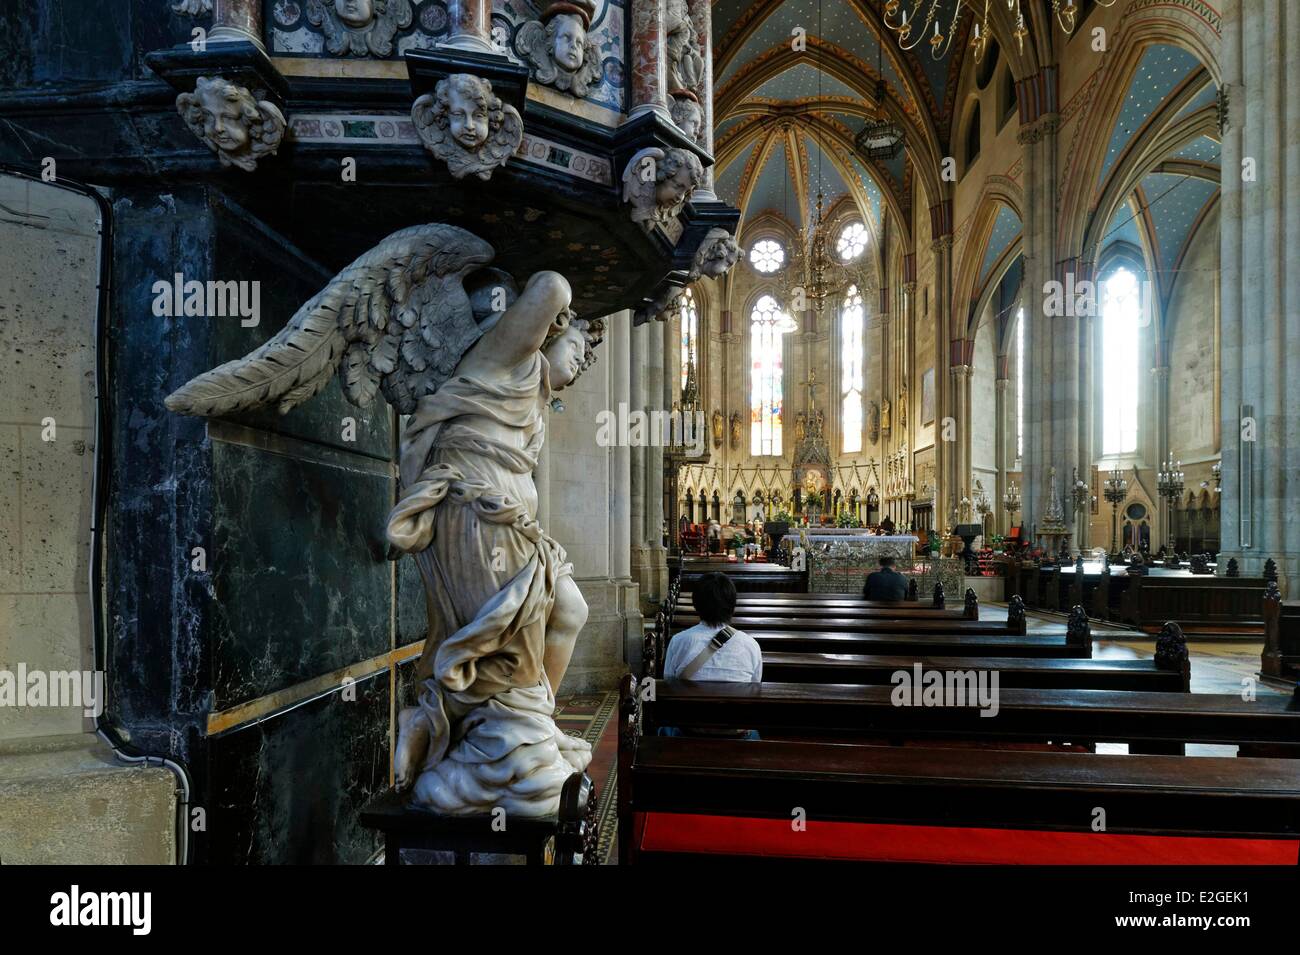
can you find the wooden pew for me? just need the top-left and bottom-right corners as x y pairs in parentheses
(643, 679), (1300, 755)
(762, 652), (1188, 692)
(747, 628), (1088, 659)
(1118, 573), (1269, 636)
(674, 600), (977, 622)
(618, 731), (1300, 865)
(676, 562), (807, 594)
(643, 597), (1065, 679)
(672, 613), (1019, 636)
(1262, 580), (1300, 687)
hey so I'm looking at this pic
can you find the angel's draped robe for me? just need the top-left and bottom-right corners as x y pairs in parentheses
(386, 351), (590, 815)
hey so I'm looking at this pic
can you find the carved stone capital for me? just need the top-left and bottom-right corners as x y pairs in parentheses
(412, 74), (522, 181)
(1016, 114), (1061, 146)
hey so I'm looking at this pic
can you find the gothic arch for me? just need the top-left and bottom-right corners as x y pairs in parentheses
(1057, 6), (1221, 261)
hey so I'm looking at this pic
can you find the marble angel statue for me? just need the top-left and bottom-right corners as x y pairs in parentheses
(165, 224), (601, 816)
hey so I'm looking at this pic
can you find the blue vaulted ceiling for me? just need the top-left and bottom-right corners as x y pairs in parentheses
(1102, 199), (1146, 256)
(750, 63), (861, 101)
(712, 0), (964, 241)
(978, 205), (1021, 292)
(1139, 173), (1218, 290)
(715, 1), (912, 108)
(1096, 44), (1205, 191)
(748, 141), (801, 228)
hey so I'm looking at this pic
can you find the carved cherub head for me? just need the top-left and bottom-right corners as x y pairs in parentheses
(517, 0), (603, 98)
(176, 76), (286, 172)
(412, 74), (523, 181)
(543, 309), (605, 390)
(334, 0), (374, 28)
(670, 91), (703, 143)
(306, 0), (411, 56)
(693, 228), (741, 280)
(622, 147), (705, 227)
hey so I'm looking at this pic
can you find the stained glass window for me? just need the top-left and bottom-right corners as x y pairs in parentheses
(750, 294), (791, 456)
(750, 239), (785, 274)
(836, 222), (868, 262)
(1101, 268), (1141, 456)
(678, 287), (698, 393)
(1015, 307), (1024, 461)
(840, 285), (864, 453)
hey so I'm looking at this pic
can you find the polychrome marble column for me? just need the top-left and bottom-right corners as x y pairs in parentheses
(629, 0), (671, 121)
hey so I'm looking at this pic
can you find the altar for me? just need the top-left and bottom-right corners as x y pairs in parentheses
(782, 532), (964, 596)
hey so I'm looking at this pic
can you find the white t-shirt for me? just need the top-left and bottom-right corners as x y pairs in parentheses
(663, 622), (763, 683)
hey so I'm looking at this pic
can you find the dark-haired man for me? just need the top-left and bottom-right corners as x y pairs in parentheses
(664, 572), (763, 683)
(863, 555), (909, 601)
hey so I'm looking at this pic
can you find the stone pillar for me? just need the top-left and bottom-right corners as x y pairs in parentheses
(211, 0), (263, 48)
(994, 374), (1009, 536)
(629, 0), (671, 121)
(611, 312), (633, 585)
(1151, 363), (1170, 547)
(929, 226), (954, 525)
(646, 312), (668, 594)
(688, 0), (717, 198)
(1017, 72), (1067, 545)
(441, 0), (495, 54)
(1218, 0), (1300, 585)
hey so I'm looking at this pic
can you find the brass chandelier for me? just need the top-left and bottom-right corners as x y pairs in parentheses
(780, 191), (872, 316)
(882, 0), (1118, 62)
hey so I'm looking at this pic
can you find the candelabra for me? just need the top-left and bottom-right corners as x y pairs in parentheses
(1211, 459), (1222, 494)
(1157, 453), (1185, 552)
(1103, 468), (1128, 557)
(1002, 480), (1021, 523)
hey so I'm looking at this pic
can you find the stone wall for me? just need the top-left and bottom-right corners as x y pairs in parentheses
(0, 173), (176, 864)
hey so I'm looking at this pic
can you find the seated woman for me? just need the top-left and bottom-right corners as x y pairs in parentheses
(662, 572), (762, 739)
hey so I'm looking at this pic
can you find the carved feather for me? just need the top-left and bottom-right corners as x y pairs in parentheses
(165, 223), (495, 418)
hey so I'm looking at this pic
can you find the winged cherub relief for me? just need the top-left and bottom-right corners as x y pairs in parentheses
(633, 228), (739, 325)
(412, 74), (523, 181)
(165, 225), (602, 816)
(306, 0), (412, 57)
(622, 146), (705, 229)
(176, 76), (286, 173)
(516, 0), (603, 98)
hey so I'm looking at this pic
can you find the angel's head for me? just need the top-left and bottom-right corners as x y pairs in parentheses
(177, 76), (285, 171)
(334, 0), (374, 28)
(181, 76), (258, 153)
(697, 229), (741, 279)
(548, 12), (588, 72)
(437, 74), (496, 151)
(655, 148), (705, 211)
(670, 93), (703, 142)
(543, 311), (604, 390)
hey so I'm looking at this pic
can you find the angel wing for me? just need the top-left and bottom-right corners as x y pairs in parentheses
(165, 223), (495, 418)
(622, 146), (664, 209)
(481, 106), (523, 172)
